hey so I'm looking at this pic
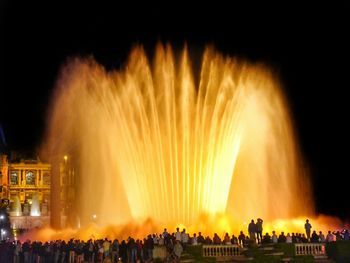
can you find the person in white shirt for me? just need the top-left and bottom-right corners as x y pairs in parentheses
(272, 231), (278, 243)
(181, 229), (189, 250)
(175, 228), (182, 242)
(158, 234), (164, 245)
(286, 233), (292, 243)
(192, 233), (198, 245)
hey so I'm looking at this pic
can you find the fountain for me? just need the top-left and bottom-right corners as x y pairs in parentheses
(43, 44), (315, 237)
(10, 195), (22, 216)
(30, 193), (41, 217)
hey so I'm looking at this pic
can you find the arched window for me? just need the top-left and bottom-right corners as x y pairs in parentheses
(26, 171), (35, 185)
(10, 171), (18, 185)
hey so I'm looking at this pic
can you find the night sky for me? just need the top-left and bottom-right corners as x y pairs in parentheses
(1, 2), (349, 220)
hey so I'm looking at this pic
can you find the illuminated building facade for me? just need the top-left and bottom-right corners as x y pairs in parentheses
(0, 153), (51, 229)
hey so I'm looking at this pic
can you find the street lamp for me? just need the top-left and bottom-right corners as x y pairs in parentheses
(0, 229), (6, 241)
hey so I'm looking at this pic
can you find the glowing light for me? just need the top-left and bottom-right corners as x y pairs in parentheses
(64, 155), (68, 161)
(44, 44), (314, 236)
(0, 215), (4, 220)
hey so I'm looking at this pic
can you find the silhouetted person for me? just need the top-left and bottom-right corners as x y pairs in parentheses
(256, 218), (263, 244)
(262, 232), (271, 244)
(311, 230), (319, 242)
(343, 229), (350, 241)
(238, 231), (245, 247)
(278, 232), (286, 243)
(213, 233), (221, 244)
(304, 219), (312, 241)
(248, 219), (256, 242)
(197, 232), (205, 244)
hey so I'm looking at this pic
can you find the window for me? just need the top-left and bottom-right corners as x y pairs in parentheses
(26, 171), (35, 185)
(43, 172), (50, 185)
(10, 171), (19, 185)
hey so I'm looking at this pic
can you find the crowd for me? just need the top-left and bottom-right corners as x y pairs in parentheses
(0, 219), (349, 263)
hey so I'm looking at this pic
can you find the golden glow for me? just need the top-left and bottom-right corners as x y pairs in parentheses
(44, 44), (316, 238)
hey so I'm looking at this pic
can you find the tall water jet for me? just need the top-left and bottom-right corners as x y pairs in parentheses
(11, 195), (22, 217)
(30, 193), (41, 217)
(44, 44), (313, 235)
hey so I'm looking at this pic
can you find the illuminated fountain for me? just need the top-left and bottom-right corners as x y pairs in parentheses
(43, 44), (319, 239)
(10, 195), (22, 217)
(30, 193), (41, 217)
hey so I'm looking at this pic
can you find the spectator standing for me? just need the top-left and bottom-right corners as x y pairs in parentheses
(304, 219), (312, 241)
(256, 218), (263, 244)
(248, 220), (256, 242)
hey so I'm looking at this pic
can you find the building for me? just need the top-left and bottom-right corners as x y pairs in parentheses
(0, 153), (51, 229)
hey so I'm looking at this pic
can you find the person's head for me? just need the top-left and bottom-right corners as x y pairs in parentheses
(306, 219), (309, 223)
(251, 219), (254, 223)
(176, 227), (179, 231)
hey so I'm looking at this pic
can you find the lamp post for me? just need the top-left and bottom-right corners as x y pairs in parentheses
(0, 214), (4, 241)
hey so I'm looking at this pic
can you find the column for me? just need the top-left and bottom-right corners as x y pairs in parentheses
(36, 170), (40, 186)
(21, 170), (24, 186)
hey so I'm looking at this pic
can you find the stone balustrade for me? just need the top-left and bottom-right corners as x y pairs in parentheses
(203, 244), (241, 257)
(295, 243), (326, 256)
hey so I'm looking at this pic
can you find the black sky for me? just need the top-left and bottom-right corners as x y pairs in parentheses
(1, 1), (349, 219)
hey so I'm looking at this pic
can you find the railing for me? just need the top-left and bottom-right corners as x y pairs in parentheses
(295, 243), (326, 256)
(203, 245), (241, 257)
